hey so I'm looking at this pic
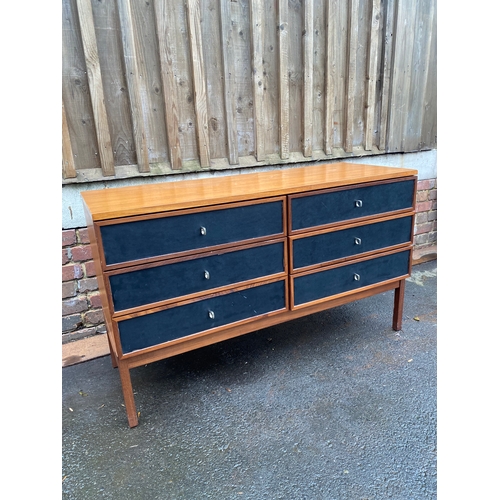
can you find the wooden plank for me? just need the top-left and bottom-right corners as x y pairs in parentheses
(344, 0), (359, 153)
(153, 0), (182, 169)
(249, 0), (265, 161)
(278, 0), (289, 159)
(186, 0), (211, 167)
(404, 0), (436, 151)
(365, 0), (381, 151)
(219, 0), (239, 165)
(324, 0), (334, 155)
(379, 0), (396, 151)
(75, 0), (115, 176)
(117, 0), (149, 172)
(62, 100), (77, 179)
(303, 0), (314, 157)
(388, 0), (416, 152)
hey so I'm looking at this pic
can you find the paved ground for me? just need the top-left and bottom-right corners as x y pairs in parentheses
(62, 260), (437, 500)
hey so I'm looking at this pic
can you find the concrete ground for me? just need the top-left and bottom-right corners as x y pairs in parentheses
(62, 259), (437, 499)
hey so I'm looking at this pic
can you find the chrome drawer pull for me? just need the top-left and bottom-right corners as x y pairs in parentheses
(353, 273), (360, 281)
(208, 310), (215, 320)
(354, 237), (362, 245)
(200, 226), (207, 236)
(354, 199), (363, 208)
(204, 270), (210, 280)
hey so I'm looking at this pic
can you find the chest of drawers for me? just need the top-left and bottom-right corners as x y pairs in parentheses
(82, 163), (417, 427)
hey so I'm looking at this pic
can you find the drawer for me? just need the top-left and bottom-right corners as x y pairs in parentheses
(108, 240), (286, 314)
(290, 179), (415, 232)
(117, 279), (287, 354)
(98, 198), (285, 267)
(292, 250), (410, 307)
(291, 215), (413, 271)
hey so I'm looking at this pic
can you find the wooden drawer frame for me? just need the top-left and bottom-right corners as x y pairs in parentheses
(82, 163), (418, 428)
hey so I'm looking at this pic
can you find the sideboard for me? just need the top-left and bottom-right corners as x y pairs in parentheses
(81, 163), (417, 427)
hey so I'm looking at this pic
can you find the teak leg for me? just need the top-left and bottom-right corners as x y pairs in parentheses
(392, 279), (406, 331)
(118, 362), (139, 428)
(107, 335), (118, 368)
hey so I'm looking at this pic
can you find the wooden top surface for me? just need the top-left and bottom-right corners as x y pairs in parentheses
(81, 163), (418, 221)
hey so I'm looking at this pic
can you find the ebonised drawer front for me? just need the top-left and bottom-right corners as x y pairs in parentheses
(293, 250), (410, 307)
(118, 279), (286, 354)
(99, 199), (284, 267)
(292, 215), (413, 271)
(290, 179), (415, 232)
(108, 240), (285, 313)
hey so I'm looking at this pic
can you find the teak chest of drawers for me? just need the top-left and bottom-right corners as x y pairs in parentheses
(82, 163), (417, 427)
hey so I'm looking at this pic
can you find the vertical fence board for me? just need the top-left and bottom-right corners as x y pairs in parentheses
(324, 0), (334, 155)
(117, 0), (149, 172)
(154, 0), (182, 169)
(344, 0), (359, 153)
(312, 0), (326, 152)
(302, 0), (314, 157)
(187, 0), (211, 167)
(379, 0), (395, 151)
(365, 0), (381, 151)
(219, 0), (239, 164)
(63, 0), (100, 171)
(404, 0), (435, 151)
(249, 0), (265, 161)
(62, 100), (77, 179)
(278, 0), (290, 159)
(76, 0), (115, 176)
(92, 0), (135, 168)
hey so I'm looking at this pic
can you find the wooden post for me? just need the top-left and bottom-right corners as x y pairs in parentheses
(392, 278), (406, 331)
(118, 362), (139, 428)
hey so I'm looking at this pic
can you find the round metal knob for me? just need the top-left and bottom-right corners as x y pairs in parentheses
(208, 310), (215, 319)
(204, 270), (210, 280)
(200, 226), (207, 235)
(354, 200), (363, 208)
(353, 273), (360, 281)
(354, 237), (362, 245)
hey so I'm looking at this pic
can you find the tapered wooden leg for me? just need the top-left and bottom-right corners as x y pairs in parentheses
(118, 362), (139, 428)
(392, 279), (406, 331)
(107, 334), (118, 368)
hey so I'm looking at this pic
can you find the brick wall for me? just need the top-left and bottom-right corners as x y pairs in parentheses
(62, 180), (437, 342)
(62, 228), (106, 343)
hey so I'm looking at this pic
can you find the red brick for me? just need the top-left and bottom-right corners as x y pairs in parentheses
(62, 264), (83, 282)
(62, 229), (76, 247)
(62, 314), (83, 333)
(62, 249), (71, 265)
(89, 293), (102, 308)
(415, 222), (433, 235)
(416, 191), (428, 202)
(71, 245), (93, 262)
(62, 282), (77, 299)
(85, 309), (104, 325)
(85, 261), (96, 277)
(62, 297), (88, 316)
(416, 201), (432, 213)
(78, 228), (90, 244)
(78, 277), (98, 293)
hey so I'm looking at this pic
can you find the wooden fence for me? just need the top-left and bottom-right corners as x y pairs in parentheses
(62, 0), (436, 182)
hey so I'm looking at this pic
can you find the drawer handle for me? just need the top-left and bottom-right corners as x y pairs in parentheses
(353, 273), (360, 281)
(208, 310), (215, 320)
(354, 199), (363, 208)
(204, 270), (210, 280)
(354, 237), (362, 245)
(200, 226), (207, 236)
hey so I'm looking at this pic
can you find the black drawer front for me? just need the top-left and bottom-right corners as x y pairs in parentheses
(109, 241), (285, 312)
(292, 216), (413, 270)
(291, 179), (414, 231)
(118, 280), (286, 354)
(293, 250), (410, 306)
(100, 200), (284, 266)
